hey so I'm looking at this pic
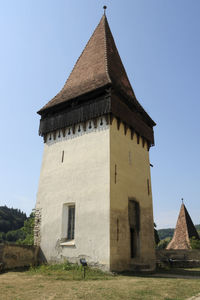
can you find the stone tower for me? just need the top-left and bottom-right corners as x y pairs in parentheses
(35, 12), (156, 272)
(167, 203), (199, 250)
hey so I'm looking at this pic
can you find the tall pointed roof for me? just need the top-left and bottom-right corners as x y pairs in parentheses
(38, 13), (156, 144)
(167, 204), (199, 250)
(38, 15), (146, 116)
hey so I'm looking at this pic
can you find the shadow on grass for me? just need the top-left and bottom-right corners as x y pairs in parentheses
(0, 266), (31, 275)
(155, 267), (200, 277)
(118, 267), (200, 279)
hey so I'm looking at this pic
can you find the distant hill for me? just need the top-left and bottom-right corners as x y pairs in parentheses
(158, 225), (200, 240)
(0, 206), (27, 233)
(158, 228), (174, 240)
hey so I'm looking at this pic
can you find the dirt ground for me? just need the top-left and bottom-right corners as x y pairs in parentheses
(1, 270), (200, 300)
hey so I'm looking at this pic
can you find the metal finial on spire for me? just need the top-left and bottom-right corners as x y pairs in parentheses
(103, 6), (107, 15)
(181, 198), (184, 204)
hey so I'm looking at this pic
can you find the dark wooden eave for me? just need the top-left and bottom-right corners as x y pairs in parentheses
(39, 86), (155, 145)
(38, 14), (156, 145)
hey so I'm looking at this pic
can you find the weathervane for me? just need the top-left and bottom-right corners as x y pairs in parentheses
(103, 5), (107, 15)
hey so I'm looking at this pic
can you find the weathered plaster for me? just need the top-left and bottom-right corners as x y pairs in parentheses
(35, 115), (155, 271)
(110, 118), (156, 271)
(35, 117), (110, 270)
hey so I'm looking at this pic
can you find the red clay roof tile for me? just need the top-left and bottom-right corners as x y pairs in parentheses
(39, 15), (138, 113)
(167, 204), (199, 250)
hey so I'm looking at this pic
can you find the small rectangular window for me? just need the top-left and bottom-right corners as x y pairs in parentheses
(128, 151), (132, 165)
(114, 164), (117, 184)
(61, 151), (64, 163)
(67, 205), (75, 240)
(117, 218), (119, 241)
(62, 203), (75, 242)
(147, 179), (150, 195)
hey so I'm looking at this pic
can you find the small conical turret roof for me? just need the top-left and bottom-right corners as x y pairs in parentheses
(167, 203), (199, 250)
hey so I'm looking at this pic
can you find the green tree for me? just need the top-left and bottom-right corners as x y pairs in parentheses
(0, 232), (5, 243)
(5, 229), (26, 242)
(16, 212), (35, 245)
(0, 206), (27, 233)
(157, 237), (171, 249)
(190, 237), (200, 249)
(157, 228), (174, 240)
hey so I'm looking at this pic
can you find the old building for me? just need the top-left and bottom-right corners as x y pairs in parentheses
(167, 203), (199, 250)
(34, 10), (156, 272)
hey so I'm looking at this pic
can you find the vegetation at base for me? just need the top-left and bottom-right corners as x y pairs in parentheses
(28, 261), (114, 281)
(0, 206), (34, 245)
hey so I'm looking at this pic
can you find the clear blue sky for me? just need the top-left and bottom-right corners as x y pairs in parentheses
(0, 0), (199, 229)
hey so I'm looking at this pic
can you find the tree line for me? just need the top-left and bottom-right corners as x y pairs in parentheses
(157, 225), (200, 249)
(0, 206), (34, 245)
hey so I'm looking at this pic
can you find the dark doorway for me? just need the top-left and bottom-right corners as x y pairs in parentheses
(128, 200), (140, 258)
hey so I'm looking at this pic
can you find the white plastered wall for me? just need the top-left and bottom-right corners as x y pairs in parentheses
(36, 118), (110, 269)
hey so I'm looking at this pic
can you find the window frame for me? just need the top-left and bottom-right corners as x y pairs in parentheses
(67, 205), (75, 240)
(60, 203), (76, 246)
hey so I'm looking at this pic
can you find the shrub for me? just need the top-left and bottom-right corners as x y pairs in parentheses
(16, 212), (34, 245)
(5, 229), (26, 242)
(0, 232), (5, 243)
(157, 237), (171, 249)
(190, 237), (200, 249)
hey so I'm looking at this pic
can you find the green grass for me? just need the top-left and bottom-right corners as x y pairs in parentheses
(28, 261), (114, 281)
(2, 264), (200, 300)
